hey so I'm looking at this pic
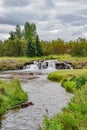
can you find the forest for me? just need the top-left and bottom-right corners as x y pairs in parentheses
(0, 22), (87, 57)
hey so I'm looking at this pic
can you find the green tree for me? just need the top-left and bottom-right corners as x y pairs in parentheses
(0, 40), (3, 56)
(25, 39), (36, 57)
(36, 35), (43, 56)
(24, 22), (36, 41)
(9, 31), (15, 40)
(15, 25), (22, 39)
(9, 25), (22, 40)
(68, 38), (87, 56)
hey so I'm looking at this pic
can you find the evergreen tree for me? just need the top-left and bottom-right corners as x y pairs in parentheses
(25, 39), (36, 57)
(36, 35), (43, 56)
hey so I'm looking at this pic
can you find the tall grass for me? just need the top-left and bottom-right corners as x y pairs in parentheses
(0, 79), (28, 116)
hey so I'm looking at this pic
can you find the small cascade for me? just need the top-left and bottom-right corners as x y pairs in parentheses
(24, 60), (73, 71)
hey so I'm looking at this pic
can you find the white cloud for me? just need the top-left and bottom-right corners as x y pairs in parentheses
(49, 29), (61, 33)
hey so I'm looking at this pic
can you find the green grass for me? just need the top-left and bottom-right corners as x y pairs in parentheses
(48, 69), (87, 82)
(0, 79), (28, 116)
(39, 70), (87, 130)
(1, 54), (87, 62)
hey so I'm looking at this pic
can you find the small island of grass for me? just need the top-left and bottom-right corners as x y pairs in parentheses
(0, 79), (28, 116)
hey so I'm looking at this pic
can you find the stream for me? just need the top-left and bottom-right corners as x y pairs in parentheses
(0, 60), (72, 130)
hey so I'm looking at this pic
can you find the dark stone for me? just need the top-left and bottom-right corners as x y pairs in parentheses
(55, 61), (72, 69)
(21, 102), (34, 108)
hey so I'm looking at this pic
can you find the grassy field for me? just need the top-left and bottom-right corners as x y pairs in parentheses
(0, 79), (28, 116)
(39, 69), (87, 130)
(48, 69), (87, 82)
(1, 54), (87, 62)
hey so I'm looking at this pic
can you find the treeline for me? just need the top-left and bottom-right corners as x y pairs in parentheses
(0, 22), (43, 57)
(41, 38), (87, 57)
(0, 22), (87, 57)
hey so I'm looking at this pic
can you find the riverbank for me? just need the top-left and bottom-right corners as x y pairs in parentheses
(40, 69), (87, 130)
(0, 79), (28, 116)
(1, 55), (87, 71)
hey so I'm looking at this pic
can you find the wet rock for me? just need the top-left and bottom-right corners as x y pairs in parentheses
(55, 61), (72, 69)
(21, 102), (34, 108)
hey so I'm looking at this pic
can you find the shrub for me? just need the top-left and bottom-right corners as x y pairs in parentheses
(75, 75), (87, 89)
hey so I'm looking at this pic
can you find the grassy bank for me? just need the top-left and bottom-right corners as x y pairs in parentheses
(0, 79), (28, 116)
(40, 70), (87, 130)
(1, 55), (87, 70)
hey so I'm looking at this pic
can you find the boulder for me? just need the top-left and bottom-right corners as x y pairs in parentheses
(55, 61), (72, 69)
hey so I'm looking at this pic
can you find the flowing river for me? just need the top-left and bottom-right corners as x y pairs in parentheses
(0, 60), (72, 130)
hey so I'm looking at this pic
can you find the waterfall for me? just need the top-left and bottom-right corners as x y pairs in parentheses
(24, 60), (73, 71)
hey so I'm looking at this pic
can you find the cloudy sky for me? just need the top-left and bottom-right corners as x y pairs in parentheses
(0, 0), (87, 41)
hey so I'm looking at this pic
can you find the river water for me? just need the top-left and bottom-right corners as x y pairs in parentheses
(0, 61), (72, 130)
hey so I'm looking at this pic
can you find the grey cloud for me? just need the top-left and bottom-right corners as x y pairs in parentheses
(56, 14), (87, 26)
(56, 14), (86, 23)
(2, 0), (30, 7)
(0, 0), (87, 41)
(44, 0), (55, 8)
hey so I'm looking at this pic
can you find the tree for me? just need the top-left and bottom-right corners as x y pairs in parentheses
(25, 39), (36, 57)
(9, 25), (22, 40)
(9, 31), (15, 40)
(24, 22), (36, 41)
(15, 25), (22, 39)
(0, 40), (3, 56)
(36, 35), (43, 56)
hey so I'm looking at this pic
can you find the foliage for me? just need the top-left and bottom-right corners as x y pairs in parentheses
(75, 75), (87, 89)
(25, 39), (36, 57)
(36, 35), (44, 56)
(0, 79), (28, 116)
(9, 25), (22, 40)
(24, 22), (36, 41)
(1, 21), (87, 57)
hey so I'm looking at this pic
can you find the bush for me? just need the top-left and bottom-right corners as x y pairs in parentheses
(75, 75), (87, 89)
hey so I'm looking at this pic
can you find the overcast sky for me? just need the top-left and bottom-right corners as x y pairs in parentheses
(0, 0), (87, 41)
